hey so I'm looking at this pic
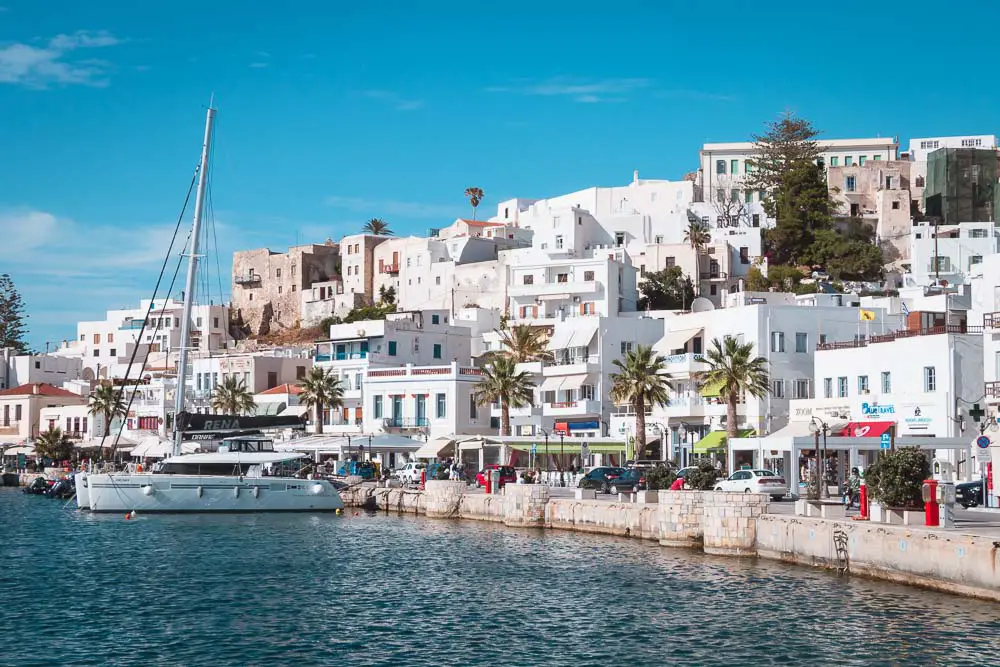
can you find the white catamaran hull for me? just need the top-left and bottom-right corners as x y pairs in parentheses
(78, 473), (345, 512)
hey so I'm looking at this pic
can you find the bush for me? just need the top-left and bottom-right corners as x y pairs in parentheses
(685, 460), (720, 490)
(645, 465), (677, 491)
(865, 447), (930, 508)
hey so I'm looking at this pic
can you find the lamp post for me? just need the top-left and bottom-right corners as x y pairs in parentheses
(810, 416), (830, 499)
(678, 423), (688, 467)
(540, 428), (550, 476)
(560, 432), (565, 481)
(346, 434), (352, 464)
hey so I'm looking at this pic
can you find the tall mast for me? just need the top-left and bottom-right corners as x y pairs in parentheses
(173, 104), (216, 456)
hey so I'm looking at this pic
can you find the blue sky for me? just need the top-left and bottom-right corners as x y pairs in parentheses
(2, 0), (998, 349)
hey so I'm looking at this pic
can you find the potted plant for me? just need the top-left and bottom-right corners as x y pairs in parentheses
(864, 447), (931, 522)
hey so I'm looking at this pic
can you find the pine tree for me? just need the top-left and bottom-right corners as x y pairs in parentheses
(745, 112), (821, 219)
(0, 274), (29, 354)
(767, 161), (834, 265)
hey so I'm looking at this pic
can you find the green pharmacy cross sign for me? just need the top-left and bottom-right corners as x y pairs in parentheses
(968, 403), (986, 422)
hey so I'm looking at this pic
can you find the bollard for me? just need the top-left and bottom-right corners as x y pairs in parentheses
(859, 478), (869, 520)
(922, 479), (939, 527)
(420, 470), (426, 491)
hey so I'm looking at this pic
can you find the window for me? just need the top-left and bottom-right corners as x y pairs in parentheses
(885, 176), (893, 189)
(523, 274), (534, 285)
(93, 349), (100, 357)
(795, 332), (808, 353)
(373, 395), (383, 419)
(276, 268), (282, 278)
(881, 371), (891, 393)
(859, 156), (867, 165)
(554, 273), (569, 284)
(744, 190), (752, 204)
(213, 317), (219, 328)
(109, 348), (116, 357)
(924, 366), (936, 392)
(730, 189), (738, 202)
(196, 317), (202, 327)
(858, 375), (869, 394)
(107, 333), (114, 343)
(845, 155), (853, 166)
(34, 360), (40, 369)
(739, 247), (749, 265)
(730, 159), (738, 175)
(970, 255), (983, 268)
(892, 201), (900, 210)
(794, 379), (810, 399)
(640, 265), (646, 277)
(620, 342), (633, 355)
(915, 175), (925, 187)
(829, 156), (839, 167)
(278, 286), (282, 294)
(469, 395), (477, 420)
(837, 377), (848, 398)
(296, 365), (306, 380)
(823, 378), (833, 399)
(614, 232), (625, 247)
(771, 379), (784, 398)
(431, 315), (439, 325)
(716, 159), (726, 174)
(770, 331), (785, 352)
(665, 256), (676, 268)
(388, 341), (397, 356)
(930, 256), (952, 273)
(745, 161), (754, 174)
(93, 333), (100, 344)
(435, 276), (441, 285)
(716, 189), (725, 202)
(970, 228), (988, 238)
(751, 214), (760, 228)
(654, 235), (663, 244)
(555, 235), (564, 249)
(710, 285), (717, 296)
(433, 343), (442, 359)
(584, 270), (595, 281)
(873, 155), (881, 161)
(14, 405), (21, 421)
(845, 176), (856, 192)
(553, 216), (561, 228)
(436, 393), (446, 418)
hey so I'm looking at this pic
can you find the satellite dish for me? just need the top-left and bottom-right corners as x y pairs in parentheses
(690, 297), (716, 313)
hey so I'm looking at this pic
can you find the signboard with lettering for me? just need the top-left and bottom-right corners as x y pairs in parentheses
(175, 411), (307, 433)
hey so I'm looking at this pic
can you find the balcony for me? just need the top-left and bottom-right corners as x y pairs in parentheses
(120, 319), (146, 330)
(543, 356), (600, 377)
(367, 363), (483, 380)
(660, 396), (730, 418)
(234, 273), (261, 285)
(661, 353), (708, 375)
(381, 264), (399, 274)
(383, 417), (429, 429)
(986, 382), (1000, 401)
(985, 312), (1000, 330)
(0, 421), (21, 436)
(543, 399), (600, 417)
(817, 325), (984, 351)
(489, 403), (542, 419)
(509, 280), (598, 298)
(699, 271), (728, 281)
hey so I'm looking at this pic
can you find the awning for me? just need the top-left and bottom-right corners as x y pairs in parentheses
(842, 421), (894, 438)
(509, 441), (627, 454)
(659, 328), (702, 353)
(692, 429), (754, 454)
(766, 422), (817, 439)
(700, 379), (725, 397)
(546, 327), (575, 351)
(567, 321), (599, 349)
(76, 436), (137, 451)
(560, 374), (590, 391)
(282, 405), (310, 417)
(3, 445), (35, 456)
(538, 376), (565, 392)
(413, 436), (454, 460)
(256, 401), (287, 416)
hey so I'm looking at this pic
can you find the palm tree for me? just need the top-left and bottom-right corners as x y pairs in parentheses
(697, 336), (770, 442)
(211, 375), (257, 416)
(464, 187), (485, 221)
(473, 356), (535, 436)
(684, 218), (712, 296)
(490, 323), (553, 363)
(35, 427), (73, 462)
(298, 367), (345, 435)
(609, 345), (672, 460)
(88, 382), (125, 460)
(363, 218), (393, 236)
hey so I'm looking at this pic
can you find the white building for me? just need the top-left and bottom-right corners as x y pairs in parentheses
(0, 348), (83, 391)
(361, 361), (494, 440)
(313, 311), (474, 434)
(0, 383), (88, 442)
(904, 221), (997, 288)
(188, 348), (313, 414)
(907, 135), (997, 162)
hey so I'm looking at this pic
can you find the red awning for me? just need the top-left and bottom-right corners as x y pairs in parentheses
(842, 421), (894, 438)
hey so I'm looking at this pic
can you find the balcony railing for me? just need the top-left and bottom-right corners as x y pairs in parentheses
(384, 418), (429, 428)
(985, 312), (1000, 329)
(817, 325), (983, 350)
(986, 382), (1000, 399)
(120, 319), (146, 330)
(315, 352), (368, 363)
(550, 401), (577, 409)
(699, 271), (728, 280)
(234, 273), (262, 285)
(381, 264), (399, 274)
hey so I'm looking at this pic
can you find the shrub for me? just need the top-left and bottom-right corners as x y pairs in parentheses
(685, 459), (720, 490)
(864, 447), (930, 508)
(645, 464), (677, 491)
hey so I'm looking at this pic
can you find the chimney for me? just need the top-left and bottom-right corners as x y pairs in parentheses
(32, 383), (40, 395)
(633, 170), (639, 184)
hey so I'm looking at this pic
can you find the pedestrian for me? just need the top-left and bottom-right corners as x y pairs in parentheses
(669, 477), (685, 491)
(844, 467), (861, 509)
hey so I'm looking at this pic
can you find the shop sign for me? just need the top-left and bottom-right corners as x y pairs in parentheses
(861, 402), (896, 417)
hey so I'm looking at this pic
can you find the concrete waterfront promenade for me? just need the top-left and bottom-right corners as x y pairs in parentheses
(344, 481), (1000, 603)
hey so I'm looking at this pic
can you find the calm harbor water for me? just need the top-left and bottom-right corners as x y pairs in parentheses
(1, 489), (998, 667)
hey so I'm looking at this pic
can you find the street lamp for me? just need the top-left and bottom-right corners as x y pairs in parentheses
(809, 416), (830, 499)
(346, 434), (352, 463)
(540, 428), (550, 476)
(678, 423), (688, 467)
(560, 432), (565, 485)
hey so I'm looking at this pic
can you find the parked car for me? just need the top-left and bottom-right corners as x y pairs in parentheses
(578, 467), (632, 493)
(396, 462), (426, 484)
(675, 466), (698, 480)
(956, 480), (986, 508)
(475, 465), (517, 488)
(714, 469), (787, 500)
(628, 460), (674, 472)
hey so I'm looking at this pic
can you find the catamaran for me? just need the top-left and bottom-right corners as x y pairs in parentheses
(76, 105), (344, 513)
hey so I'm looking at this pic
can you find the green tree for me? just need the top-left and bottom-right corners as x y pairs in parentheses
(745, 267), (771, 292)
(472, 356), (535, 437)
(697, 336), (770, 441)
(363, 218), (393, 236)
(211, 376), (257, 416)
(637, 266), (695, 310)
(464, 187), (485, 220)
(491, 323), (553, 363)
(767, 161), (834, 265)
(0, 274), (29, 354)
(377, 285), (396, 306)
(804, 229), (884, 280)
(745, 112), (822, 220)
(609, 345), (672, 458)
(88, 382), (126, 459)
(683, 219), (712, 294)
(685, 459), (721, 490)
(865, 447), (931, 508)
(35, 427), (73, 461)
(298, 367), (345, 435)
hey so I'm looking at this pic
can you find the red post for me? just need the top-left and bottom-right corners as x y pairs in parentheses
(924, 479), (939, 527)
(859, 478), (869, 520)
(485, 470), (492, 494)
(420, 470), (426, 490)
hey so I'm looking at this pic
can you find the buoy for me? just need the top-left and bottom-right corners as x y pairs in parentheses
(335, 508), (343, 515)
(141, 485), (154, 496)
(311, 483), (323, 496)
(125, 513), (131, 520)
(353, 511), (359, 516)
(252, 486), (260, 498)
(197, 486), (203, 497)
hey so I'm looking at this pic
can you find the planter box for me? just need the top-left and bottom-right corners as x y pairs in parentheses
(798, 499), (845, 519)
(574, 489), (596, 500)
(633, 490), (658, 504)
(869, 502), (886, 523)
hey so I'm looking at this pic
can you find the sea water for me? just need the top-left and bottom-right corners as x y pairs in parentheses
(1, 489), (998, 666)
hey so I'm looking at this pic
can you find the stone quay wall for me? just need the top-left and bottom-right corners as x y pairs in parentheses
(343, 484), (1000, 601)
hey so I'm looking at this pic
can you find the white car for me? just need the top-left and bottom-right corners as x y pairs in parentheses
(396, 462), (426, 484)
(714, 469), (787, 500)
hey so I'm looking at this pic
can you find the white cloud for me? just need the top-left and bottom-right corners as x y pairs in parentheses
(0, 30), (120, 88)
(249, 62), (268, 69)
(358, 89), (424, 111)
(324, 196), (458, 219)
(487, 77), (651, 103)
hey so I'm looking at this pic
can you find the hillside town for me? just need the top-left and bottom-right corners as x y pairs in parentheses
(2, 124), (999, 504)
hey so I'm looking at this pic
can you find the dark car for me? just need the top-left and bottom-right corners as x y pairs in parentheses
(956, 480), (985, 508)
(475, 465), (517, 488)
(579, 467), (644, 494)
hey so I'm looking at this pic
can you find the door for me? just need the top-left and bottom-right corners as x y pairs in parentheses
(336, 344), (346, 360)
(360, 341), (369, 358)
(416, 395), (426, 425)
(392, 396), (403, 426)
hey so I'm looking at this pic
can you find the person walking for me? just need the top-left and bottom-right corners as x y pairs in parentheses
(844, 467), (861, 509)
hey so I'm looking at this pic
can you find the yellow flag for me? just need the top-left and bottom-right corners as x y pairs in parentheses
(860, 309), (876, 321)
